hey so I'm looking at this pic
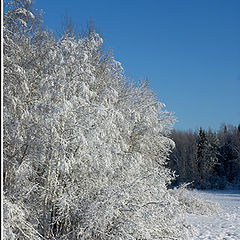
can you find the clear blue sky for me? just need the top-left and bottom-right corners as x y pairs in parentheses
(33, 0), (240, 131)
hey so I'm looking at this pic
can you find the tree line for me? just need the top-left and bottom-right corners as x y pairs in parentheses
(168, 124), (240, 189)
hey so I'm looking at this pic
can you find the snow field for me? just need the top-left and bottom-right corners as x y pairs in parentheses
(187, 190), (240, 240)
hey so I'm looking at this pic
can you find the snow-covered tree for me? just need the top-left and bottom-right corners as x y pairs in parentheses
(3, 0), (211, 239)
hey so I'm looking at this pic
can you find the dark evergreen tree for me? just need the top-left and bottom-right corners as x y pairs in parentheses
(196, 128), (209, 187)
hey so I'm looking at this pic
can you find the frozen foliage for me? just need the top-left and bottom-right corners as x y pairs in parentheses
(3, 196), (42, 240)
(169, 184), (219, 215)
(3, 1), (218, 239)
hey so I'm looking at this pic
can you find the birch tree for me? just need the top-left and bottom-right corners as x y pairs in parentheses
(3, 1), (201, 239)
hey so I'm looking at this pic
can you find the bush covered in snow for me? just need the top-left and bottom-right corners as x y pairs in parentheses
(169, 184), (220, 216)
(3, 1), (218, 239)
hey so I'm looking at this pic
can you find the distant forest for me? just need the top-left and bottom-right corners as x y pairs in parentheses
(168, 124), (240, 189)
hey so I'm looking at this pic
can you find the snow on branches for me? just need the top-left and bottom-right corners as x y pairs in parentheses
(3, 1), (215, 239)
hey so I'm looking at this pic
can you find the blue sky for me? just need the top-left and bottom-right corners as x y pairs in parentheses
(33, 0), (240, 131)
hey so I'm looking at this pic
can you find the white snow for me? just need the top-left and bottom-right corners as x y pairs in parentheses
(187, 190), (240, 240)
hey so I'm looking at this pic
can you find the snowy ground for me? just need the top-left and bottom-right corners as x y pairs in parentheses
(187, 190), (240, 240)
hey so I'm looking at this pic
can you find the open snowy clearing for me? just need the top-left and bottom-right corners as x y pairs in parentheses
(187, 190), (240, 240)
